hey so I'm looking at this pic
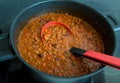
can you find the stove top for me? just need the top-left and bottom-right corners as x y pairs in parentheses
(0, 0), (120, 83)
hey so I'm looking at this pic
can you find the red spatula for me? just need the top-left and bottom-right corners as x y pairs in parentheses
(70, 47), (120, 69)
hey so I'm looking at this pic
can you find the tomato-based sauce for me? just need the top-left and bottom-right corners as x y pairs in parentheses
(18, 13), (104, 77)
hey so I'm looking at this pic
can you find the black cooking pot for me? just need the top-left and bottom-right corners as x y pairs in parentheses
(0, 0), (118, 83)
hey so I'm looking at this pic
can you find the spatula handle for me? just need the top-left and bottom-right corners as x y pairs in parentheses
(84, 50), (120, 69)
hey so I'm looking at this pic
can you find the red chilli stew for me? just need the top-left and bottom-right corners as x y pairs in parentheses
(17, 13), (104, 77)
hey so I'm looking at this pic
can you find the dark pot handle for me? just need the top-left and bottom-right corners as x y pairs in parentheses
(0, 33), (14, 62)
(104, 13), (120, 32)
